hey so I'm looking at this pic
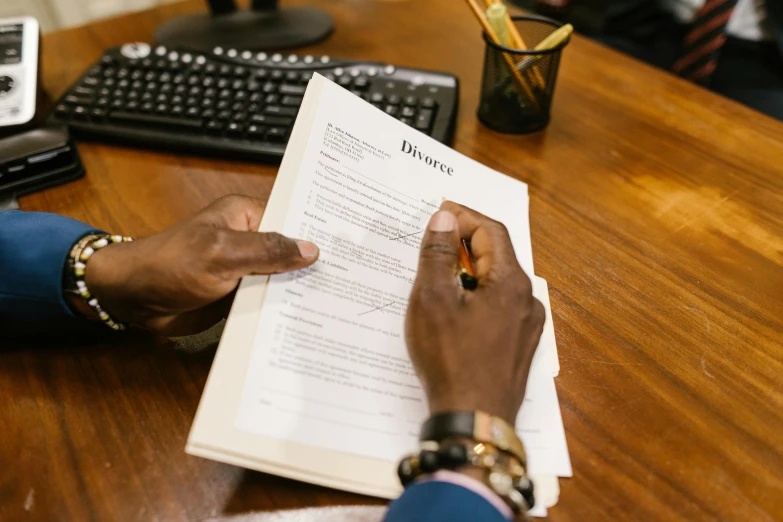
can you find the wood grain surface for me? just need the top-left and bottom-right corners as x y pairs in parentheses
(2, 0), (782, 521)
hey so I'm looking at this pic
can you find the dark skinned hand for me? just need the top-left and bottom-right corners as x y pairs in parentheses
(405, 201), (545, 425)
(85, 195), (319, 336)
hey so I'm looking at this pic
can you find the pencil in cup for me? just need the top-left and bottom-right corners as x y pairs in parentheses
(477, 16), (571, 133)
(465, 0), (540, 109)
(487, 19), (571, 101)
(481, 0), (546, 89)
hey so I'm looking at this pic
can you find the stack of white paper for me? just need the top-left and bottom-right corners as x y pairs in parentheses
(188, 74), (570, 518)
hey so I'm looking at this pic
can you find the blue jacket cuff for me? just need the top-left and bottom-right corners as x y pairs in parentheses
(384, 481), (510, 522)
(0, 210), (101, 334)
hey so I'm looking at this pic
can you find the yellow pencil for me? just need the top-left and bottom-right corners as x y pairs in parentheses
(465, 0), (540, 108)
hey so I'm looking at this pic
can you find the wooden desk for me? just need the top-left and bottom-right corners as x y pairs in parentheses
(2, 1), (782, 520)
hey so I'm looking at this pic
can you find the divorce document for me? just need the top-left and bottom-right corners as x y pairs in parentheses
(234, 74), (571, 479)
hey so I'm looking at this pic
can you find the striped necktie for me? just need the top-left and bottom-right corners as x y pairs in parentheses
(672, 0), (739, 84)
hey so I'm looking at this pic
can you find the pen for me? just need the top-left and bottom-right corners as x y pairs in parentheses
(459, 239), (478, 290)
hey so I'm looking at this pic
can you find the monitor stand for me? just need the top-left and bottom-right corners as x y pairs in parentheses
(155, 6), (334, 52)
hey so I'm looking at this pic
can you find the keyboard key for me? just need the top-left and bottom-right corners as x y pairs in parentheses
(384, 105), (399, 117)
(271, 70), (284, 81)
(160, 83), (173, 94)
(218, 110), (232, 120)
(233, 112), (248, 122)
(142, 92), (154, 102)
(74, 86), (95, 96)
(400, 117), (413, 125)
(186, 106), (200, 117)
(232, 101), (245, 111)
(91, 107), (107, 119)
(267, 127), (287, 141)
(202, 109), (216, 119)
(140, 102), (155, 112)
(262, 82), (277, 93)
(156, 104), (169, 114)
(96, 97), (109, 107)
(126, 100), (139, 111)
(217, 100), (231, 110)
(109, 111), (204, 130)
(218, 78), (229, 89)
(282, 95), (302, 106)
(156, 93), (169, 103)
(186, 96), (199, 106)
(401, 106), (416, 118)
(189, 86), (202, 96)
(251, 114), (293, 126)
(414, 109), (433, 131)
(219, 64), (232, 76)
(421, 97), (437, 109)
(370, 92), (384, 103)
(264, 106), (297, 117)
(246, 124), (266, 137)
(286, 71), (299, 82)
(337, 76), (352, 87)
(301, 71), (314, 82)
(353, 77), (369, 89)
(234, 91), (248, 101)
(279, 84), (306, 95)
(65, 95), (92, 105)
(54, 103), (70, 116)
(170, 105), (184, 116)
(219, 89), (232, 99)
(227, 122), (243, 136)
(232, 79), (244, 90)
(233, 66), (248, 77)
(72, 106), (89, 119)
(205, 120), (223, 133)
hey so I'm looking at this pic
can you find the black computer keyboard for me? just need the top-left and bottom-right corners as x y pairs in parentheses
(48, 43), (459, 162)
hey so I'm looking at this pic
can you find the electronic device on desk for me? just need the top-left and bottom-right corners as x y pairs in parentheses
(48, 44), (459, 162)
(156, 0), (334, 53)
(0, 126), (85, 202)
(0, 16), (40, 136)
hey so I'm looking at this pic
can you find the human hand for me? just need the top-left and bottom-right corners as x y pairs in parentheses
(84, 195), (319, 336)
(405, 201), (545, 424)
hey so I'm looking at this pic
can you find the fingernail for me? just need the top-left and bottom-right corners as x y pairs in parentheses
(429, 211), (456, 232)
(296, 240), (319, 260)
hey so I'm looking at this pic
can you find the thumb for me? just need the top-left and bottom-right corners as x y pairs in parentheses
(414, 210), (461, 293)
(218, 230), (319, 275)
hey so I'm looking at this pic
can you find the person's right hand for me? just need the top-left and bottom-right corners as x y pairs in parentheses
(405, 201), (545, 425)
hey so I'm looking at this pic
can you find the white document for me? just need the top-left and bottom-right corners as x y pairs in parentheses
(232, 74), (569, 479)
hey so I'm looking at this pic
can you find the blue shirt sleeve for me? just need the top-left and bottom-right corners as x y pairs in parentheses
(0, 210), (99, 335)
(384, 481), (510, 522)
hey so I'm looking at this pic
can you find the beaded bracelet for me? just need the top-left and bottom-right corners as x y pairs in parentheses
(397, 438), (535, 518)
(66, 233), (133, 331)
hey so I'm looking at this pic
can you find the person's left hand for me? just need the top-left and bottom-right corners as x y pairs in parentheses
(84, 195), (319, 336)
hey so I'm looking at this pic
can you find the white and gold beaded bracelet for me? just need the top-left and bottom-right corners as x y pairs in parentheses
(64, 233), (133, 331)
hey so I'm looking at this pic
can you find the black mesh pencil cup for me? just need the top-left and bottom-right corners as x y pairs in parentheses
(478, 16), (570, 134)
